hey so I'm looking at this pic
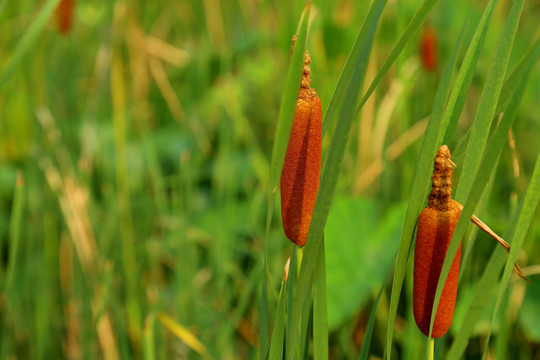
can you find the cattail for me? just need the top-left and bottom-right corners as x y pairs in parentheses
(420, 25), (438, 72)
(280, 47), (322, 247)
(413, 145), (461, 338)
(57, 0), (75, 34)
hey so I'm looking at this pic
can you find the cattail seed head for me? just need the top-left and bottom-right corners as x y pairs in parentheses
(420, 25), (438, 72)
(413, 145), (461, 338)
(280, 46), (322, 247)
(57, 0), (75, 34)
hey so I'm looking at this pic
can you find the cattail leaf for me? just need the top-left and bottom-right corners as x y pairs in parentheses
(481, 155), (540, 359)
(496, 37), (540, 116)
(358, 268), (391, 360)
(268, 277), (288, 360)
(322, 0), (388, 136)
(355, 0), (440, 117)
(285, 0), (385, 357)
(446, 32), (540, 359)
(428, 0), (523, 346)
(263, 4), (310, 358)
(286, 247), (297, 354)
(439, 0), (497, 146)
(385, 8), (467, 357)
(0, 0), (61, 87)
(313, 241), (328, 360)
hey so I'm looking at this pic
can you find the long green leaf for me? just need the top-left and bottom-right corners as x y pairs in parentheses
(0, 0), (61, 87)
(355, 0), (440, 116)
(439, 0), (498, 145)
(384, 12), (467, 359)
(454, 0), (521, 201)
(428, 0), (522, 345)
(481, 156), (540, 357)
(313, 240), (328, 360)
(496, 37), (540, 115)
(322, 0), (389, 136)
(6, 172), (25, 292)
(268, 279), (288, 360)
(285, 0), (385, 357)
(446, 33), (540, 359)
(358, 264), (392, 360)
(262, 5), (311, 359)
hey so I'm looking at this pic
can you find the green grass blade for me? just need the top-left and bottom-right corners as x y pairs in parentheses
(298, 282), (313, 360)
(0, 0), (9, 19)
(263, 5), (311, 358)
(0, 0), (61, 87)
(260, 262), (271, 360)
(440, 0), (498, 145)
(355, 0), (440, 116)
(322, 0), (388, 136)
(143, 313), (156, 360)
(496, 37), (540, 115)
(286, 246), (297, 352)
(446, 33), (540, 359)
(268, 279), (288, 360)
(358, 274), (387, 360)
(454, 0), (522, 202)
(6, 172), (25, 294)
(384, 14), (467, 358)
(285, 0), (384, 357)
(481, 155), (540, 358)
(313, 240), (328, 360)
(428, 0), (522, 344)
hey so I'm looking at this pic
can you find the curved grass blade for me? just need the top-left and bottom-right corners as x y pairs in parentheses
(285, 0), (385, 357)
(480, 155), (540, 358)
(6, 172), (25, 292)
(262, 4), (311, 358)
(286, 247), (297, 353)
(358, 267), (390, 360)
(157, 312), (208, 357)
(260, 265), (271, 359)
(268, 278), (287, 360)
(313, 240), (328, 360)
(454, 0), (522, 202)
(298, 282), (313, 360)
(0, 0), (61, 87)
(354, 0), (440, 117)
(427, 0), (523, 345)
(446, 35), (540, 359)
(384, 15), (467, 359)
(496, 37), (540, 116)
(0, 0), (9, 19)
(322, 0), (388, 136)
(439, 0), (498, 145)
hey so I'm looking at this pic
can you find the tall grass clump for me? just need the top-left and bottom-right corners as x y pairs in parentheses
(0, 0), (539, 359)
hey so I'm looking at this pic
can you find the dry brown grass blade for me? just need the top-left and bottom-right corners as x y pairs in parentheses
(455, 201), (529, 282)
(470, 215), (529, 283)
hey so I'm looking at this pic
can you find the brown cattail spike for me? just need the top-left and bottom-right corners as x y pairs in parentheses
(414, 145), (461, 338)
(280, 40), (322, 247)
(420, 25), (438, 72)
(57, 0), (75, 34)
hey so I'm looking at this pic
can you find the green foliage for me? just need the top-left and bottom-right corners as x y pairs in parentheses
(0, 0), (539, 359)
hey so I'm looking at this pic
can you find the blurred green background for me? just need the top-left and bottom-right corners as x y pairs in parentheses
(1, 0), (539, 359)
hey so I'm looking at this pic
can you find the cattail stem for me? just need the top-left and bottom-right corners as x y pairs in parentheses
(428, 338), (435, 360)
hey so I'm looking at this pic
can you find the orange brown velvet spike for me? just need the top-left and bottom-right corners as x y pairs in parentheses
(420, 25), (438, 72)
(57, 0), (75, 34)
(280, 47), (322, 247)
(413, 145), (461, 338)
